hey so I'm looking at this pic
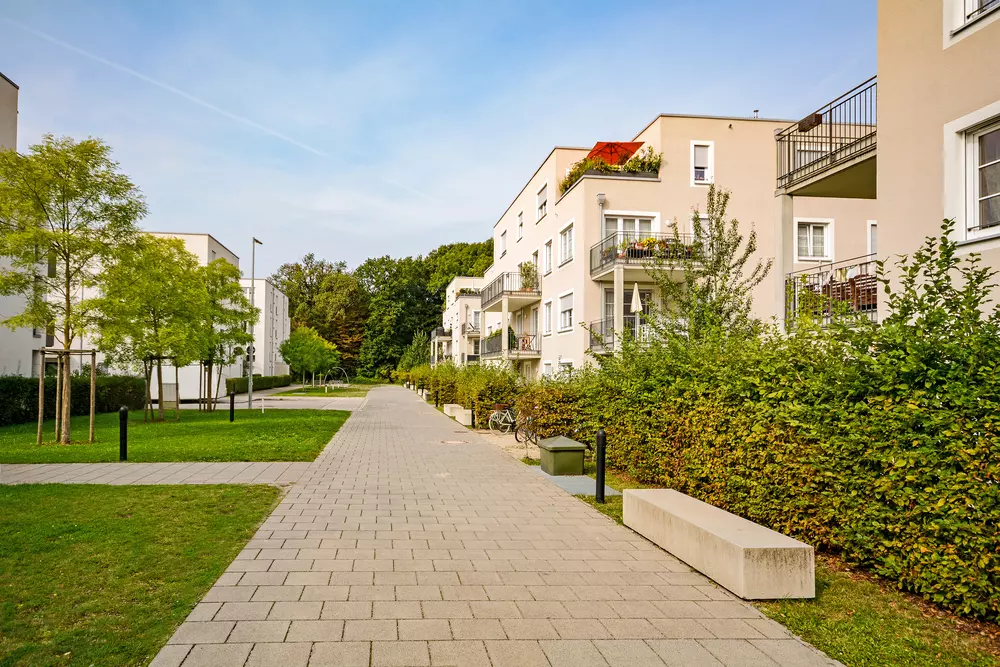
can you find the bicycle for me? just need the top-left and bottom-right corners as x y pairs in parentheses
(488, 404), (517, 435)
(514, 414), (538, 446)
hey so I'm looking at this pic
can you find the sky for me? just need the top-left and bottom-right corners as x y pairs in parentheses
(0, 1), (876, 277)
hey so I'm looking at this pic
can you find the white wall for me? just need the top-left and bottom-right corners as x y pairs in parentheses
(240, 278), (291, 376)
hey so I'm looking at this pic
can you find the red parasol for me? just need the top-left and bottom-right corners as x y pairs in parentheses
(586, 141), (644, 165)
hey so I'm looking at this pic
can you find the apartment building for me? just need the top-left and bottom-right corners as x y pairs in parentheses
(776, 0), (1000, 325)
(240, 278), (291, 376)
(0, 71), (40, 376)
(476, 114), (874, 379)
(431, 276), (485, 366)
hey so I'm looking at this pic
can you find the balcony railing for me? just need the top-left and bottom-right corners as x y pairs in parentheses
(481, 272), (541, 310)
(510, 333), (539, 355)
(588, 318), (654, 352)
(482, 333), (503, 357)
(481, 332), (539, 358)
(777, 76), (877, 191)
(590, 231), (698, 277)
(464, 353), (480, 364)
(785, 254), (878, 327)
(461, 322), (480, 336)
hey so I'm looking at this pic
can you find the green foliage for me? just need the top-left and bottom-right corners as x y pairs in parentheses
(516, 220), (1000, 622)
(0, 375), (144, 427)
(558, 146), (663, 194)
(519, 261), (539, 291)
(397, 330), (431, 373)
(279, 326), (340, 382)
(408, 363), (522, 427)
(224, 374), (292, 395)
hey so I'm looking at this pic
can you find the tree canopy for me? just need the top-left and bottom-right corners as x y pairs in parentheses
(279, 326), (340, 383)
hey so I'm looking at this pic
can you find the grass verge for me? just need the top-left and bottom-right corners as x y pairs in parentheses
(273, 385), (379, 398)
(0, 484), (279, 666)
(572, 465), (1000, 667)
(0, 409), (349, 463)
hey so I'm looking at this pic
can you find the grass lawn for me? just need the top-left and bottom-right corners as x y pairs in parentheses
(0, 484), (280, 666)
(273, 385), (378, 398)
(0, 409), (349, 463)
(569, 461), (1000, 667)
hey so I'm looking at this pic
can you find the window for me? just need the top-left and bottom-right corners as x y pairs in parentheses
(543, 301), (552, 335)
(537, 184), (548, 220)
(517, 212), (524, 240)
(559, 293), (574, 332)
(691, 141), (714, 185)
(559, 224), (574, 265)
(970, 124), (1000, 234)
(472, 310), (480, 328)
(867, 221), (878, 255)
(604, 216), (653, 240)
(500, 231), (507, 257)
(558, 360), (574, 374)
(544, 241), (552, 274)
(796, 220), (831, 261)
(531, 250), (539, 272)
(543, 361), (553, 377)
(473, 338), (481, 354)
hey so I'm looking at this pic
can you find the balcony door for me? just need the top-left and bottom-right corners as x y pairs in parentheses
(604, 216), (653, 240)
(604, 288), (653, 326)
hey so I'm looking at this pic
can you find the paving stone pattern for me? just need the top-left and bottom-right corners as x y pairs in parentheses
(153, 385), (839, 667)
(0, 462), (310, 486)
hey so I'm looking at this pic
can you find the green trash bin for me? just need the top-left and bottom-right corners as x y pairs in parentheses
(538, 436), (586, 476)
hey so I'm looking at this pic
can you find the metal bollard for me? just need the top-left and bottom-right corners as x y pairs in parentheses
(595, 427), (606, 504)
(230, 392), (235, 422)
(119, 407), (128, 461)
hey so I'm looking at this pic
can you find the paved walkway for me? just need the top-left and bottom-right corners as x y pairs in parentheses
(0, 462), (310, 486)
(153, 385), (837, 667)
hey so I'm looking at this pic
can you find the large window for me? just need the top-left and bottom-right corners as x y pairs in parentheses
(544, 241), (552, 274)
(796, 220), (831, 261)
(604, 216), (652, 239)
(559, 224), (574, 265)
(970, 124), (1000, 234)
(558, 293), (574, 332)
(500, 230), (507, 257)
(537, 184), (548, 220)
(691, 141), (714, 185)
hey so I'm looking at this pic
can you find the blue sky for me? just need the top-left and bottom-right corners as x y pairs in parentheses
(0, 1), (875, 276)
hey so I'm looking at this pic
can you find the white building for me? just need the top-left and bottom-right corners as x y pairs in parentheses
(431, 276), (485, 366)
(0, 71), (42, 377)
(240, 278), (291, 376)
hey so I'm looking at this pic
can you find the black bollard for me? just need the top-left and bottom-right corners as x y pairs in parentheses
(229, 392), (235, 423)
(595, 427), (606, 504)
(119, 406), (128, 461)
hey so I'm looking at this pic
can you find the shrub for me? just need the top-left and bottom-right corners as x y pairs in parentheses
(0, 375), (145, 427)
(224, 374), (292, 395)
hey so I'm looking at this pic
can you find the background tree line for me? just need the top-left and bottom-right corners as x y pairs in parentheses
(270, 240), (492, 379)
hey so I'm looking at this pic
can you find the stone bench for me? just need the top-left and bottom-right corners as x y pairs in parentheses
(455, 408), (474, 427)
(443, 403), (462, 417)
(623, 489), (814, 599)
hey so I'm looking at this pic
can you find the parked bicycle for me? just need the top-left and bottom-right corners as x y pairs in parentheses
(514, 414), (538, 446)
(488, 404), (516, 435)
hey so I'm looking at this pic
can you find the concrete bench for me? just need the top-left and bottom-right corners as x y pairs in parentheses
(455, 408), (474, 427)
(443, 403), (462, 417)
(538, 436), (585, 476)
(623, 489), (814, 599)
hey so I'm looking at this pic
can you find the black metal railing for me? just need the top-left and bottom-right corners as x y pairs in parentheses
(481, 272), (541, 309)
(482, 334), (503, 357)
(461, 322), (480, 336)
(465, 353), (480, 364)
(510, 333), (539, 355)
(590, 231), (698, 276)
(967, 0), (1000, 21)
(785, 254), (879, 327)
(777, 76), (876, 190)
(588, 317), (654, 352)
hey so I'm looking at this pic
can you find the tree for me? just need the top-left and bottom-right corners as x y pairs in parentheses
(307, 269), (367, 375)
(270, 254), (339, 326)
(396, 330), (431, 372)
(96, 235), (204, 421)
(279, 326), (340, 384)
(197, 259), (257, 411)
(0, 135), (146, 442)
(650, 185), (772, 341)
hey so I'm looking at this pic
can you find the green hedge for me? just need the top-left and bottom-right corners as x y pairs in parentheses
(405, 363), (522, 428)
(514, 225), (1000, 621)
(224, 375), (292, 395)
(0, 375), (145, 428)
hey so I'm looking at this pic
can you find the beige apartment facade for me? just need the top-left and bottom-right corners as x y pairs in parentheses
(776, 0), (1000, 325)
(432, 276), (485, 366)
(477, 114), (875, 379)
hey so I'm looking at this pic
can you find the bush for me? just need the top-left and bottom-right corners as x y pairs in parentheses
(0, 375), (145, 427)
(350, 376), (384, 385)
(224, 374), (291, 395)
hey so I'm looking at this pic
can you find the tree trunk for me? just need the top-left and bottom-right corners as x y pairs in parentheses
(206, 361), (214, 412)
(62, 256), (72, 444)
(60, 353), (71, 444)
(156, 358), (164, 421)
(214, 365), (224, 410)
(144, 359), (152, 423)
(54, 353), (62, 442)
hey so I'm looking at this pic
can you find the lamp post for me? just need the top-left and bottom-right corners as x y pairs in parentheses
(248, 237), (262, 408)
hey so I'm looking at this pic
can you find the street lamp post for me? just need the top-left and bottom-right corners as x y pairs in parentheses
(248, 237), (262, 408)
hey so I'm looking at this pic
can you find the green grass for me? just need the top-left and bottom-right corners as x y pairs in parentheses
(273, 385), (379, 398)
(569, 463), (1000, 667)
(0, 484), (280, 666)
(0, 409), (349, 463)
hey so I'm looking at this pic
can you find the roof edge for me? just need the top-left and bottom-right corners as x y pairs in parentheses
(492, 145), (590, 229)
(0, 71), (19, 90)
(632, 112), (795, 140)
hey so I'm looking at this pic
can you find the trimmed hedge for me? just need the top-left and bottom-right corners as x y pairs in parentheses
(0, 375), (145, 428)
(224, 375), (292, 395)
(403, 363), (522, 428)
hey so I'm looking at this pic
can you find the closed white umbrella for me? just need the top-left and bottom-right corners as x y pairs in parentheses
(630, 283), (643, 313)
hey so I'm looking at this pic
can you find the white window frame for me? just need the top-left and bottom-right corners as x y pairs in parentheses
(944, 101), (1000, 247)
(542, 361), (553, 377)
(500, 230), (507, 257)
(543, 240), (553, 275)
(966, 119), (1000, 240)
(867, 220), (878, 255)
(543, 300), (553, 336)
(517, 211), (524, 241)
(557, 359), (574, 374)
(602, 210), (660, 238)
(558, 221), (575, 267)
(690, 140), (715, 186)
(536, 182), (548, 221)
(557, 289), (574, 333)
(794, 217), (834, 263)
(944, 0), (1000, 47)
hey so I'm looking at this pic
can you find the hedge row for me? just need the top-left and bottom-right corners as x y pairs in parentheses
(0, 375), (145, 427)
(224, 375), (292, 395)
(399, 363), (521, 428)
(513, 227), (1000, 621)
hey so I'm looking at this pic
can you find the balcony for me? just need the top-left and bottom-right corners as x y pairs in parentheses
(590, 231), (698, 280)
(464, 353), (480, 364)
(460, 322), (480, 336)
(785, 254), (878, 327)
(776, 76), (877, 199)
(481, 272), (541, 312)
(587, 318), (653, 353)
(481, 332), (540, 359)
(430, 327), (452, 341)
